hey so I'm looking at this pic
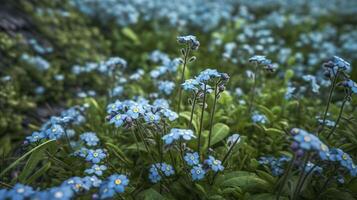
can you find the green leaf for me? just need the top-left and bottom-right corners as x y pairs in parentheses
(257, 105), (275, 122)
(137, 188), (166, 200)
(26, 162), (51, 184)
(263, 128), (284, 137)
(195, 183), (206, 196)
(106, 143), (133, 165)
(220, 175), (271, 192)
(210, 123), (230, 146)
(0, 140), (56, 178)
(179, 111), (198, 132)
(248, 193), (282, 200)
(18, 146), (46, 182)
(122, 27), (140, 45)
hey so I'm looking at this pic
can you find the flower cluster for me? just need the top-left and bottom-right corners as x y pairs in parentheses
(259, 156), (291, 176)
(72, 57), (127, 75)
(26, 105), (86, 143)
(177, 35), (200, 50)
(21, 53), (50, 71)
(148, 163), (175, 183)
(290, 128), (357, 176)
(162, 128), (196, 145)
(106, 98), (178, 128)
(249, 55), (277, 72)
(157, 81), (175, 95)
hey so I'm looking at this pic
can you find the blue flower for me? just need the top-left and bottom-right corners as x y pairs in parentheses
(182, 79), (200, 91)
(177, 35), (200, 50)
(160, 163), (175, 176)
(252, 112), (268, 124)
(62, 177), (92, 192)
(85, 164), (107, 176)
(324, 56), (351, 73)
(86, 149), (107, 164)
(7, 184), (34, 200)
(107, 100), (124, 114)
(74, 147), (89, 158)
(292, 129), (321, 151)
(109, 114), (127, 127)
(204, 156), (224, 172)
(344, 79), (357, 94)
(158, 81), (175, 95)
(153, 99), (169, 109)
(196, 69), (220, 82)
(99, 185), (116, 199)
(85, 175), (102, 187)
(144, 112), (161, 124)
(190, 165), (206, 181)
(106, 174), (129, 193)
(126, 104), (144, 119)
(226, 134), (241, 146)
(304, 162), (323, 174)
(149, 163), (162, 183)
(48, 186), (74, 200)
(161, 109), (178, 121)
(80, 132), (99, 146)
(162, 128), (196, 145)
(26, 131), (45, 143)
(45, 124), (65, 140)
(184, 152), (200, 166)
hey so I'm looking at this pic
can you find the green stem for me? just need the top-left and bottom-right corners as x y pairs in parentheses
(248, 63), (258, 113)
(276, 155), (296, 200)
(207, 83), (219, 151)
(318, 71), (339, 135)
(292, 154), (310, 200)
(197, 84), (207, 155)
(326, 97), (347, 139)
(177, 46), (191, 116)
(189, 92), (198, 130)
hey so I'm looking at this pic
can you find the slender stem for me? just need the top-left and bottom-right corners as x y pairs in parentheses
(197, 84), (207, 155)
(63, 128), (73, 152)
(177, 46), (191, 116)
(276, 155), (296, 200)
(326, 98), (347, 139)
(292, 154), (310, 200)
(207, 83), (219, 151)
(189, 92), (198, 130)
(248, 63), (258, 113)
(296, 162), (319, 197)
(318, 71), (339, 134)
(211, 135), (240, 184)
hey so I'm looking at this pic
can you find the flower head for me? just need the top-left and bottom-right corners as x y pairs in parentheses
(86, 149), (107, 164)
(204, 156), (224, 172)
(184, 152), (200, 166)
(190, 165), (206, 181)
(85, 164), (107, 176)
(177, 35), (200, 50)
(80, 132), (99, 146)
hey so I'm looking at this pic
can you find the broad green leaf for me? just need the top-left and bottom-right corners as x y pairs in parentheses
(137, 188), (166, 200)
(0, 140), (56, 178)
(264, 128), (284, 137)
(179, 111), (198, 132)
(220, 176), (271, 192)
(210, 123), (230, 146)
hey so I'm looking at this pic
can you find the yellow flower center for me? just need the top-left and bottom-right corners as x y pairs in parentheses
(190, 156), (195, 160)
(115, 179), (122, 185)
(213, 160), (218, 165)
(52, 128), (57, 132)
(75, 183), (82, 189)
(150, 116), (155, 120)
(111, 105), (115, 109)
(93, 153), (98, 157)
(196, 170), (201, 174)
(133, 107), (139, 113)
(115, 115), (121, 120)
(342, 153), (348, 160)
(95, 167), (101, 171)
(321, 144), (328, 151)
(303, 136), (311, 142)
